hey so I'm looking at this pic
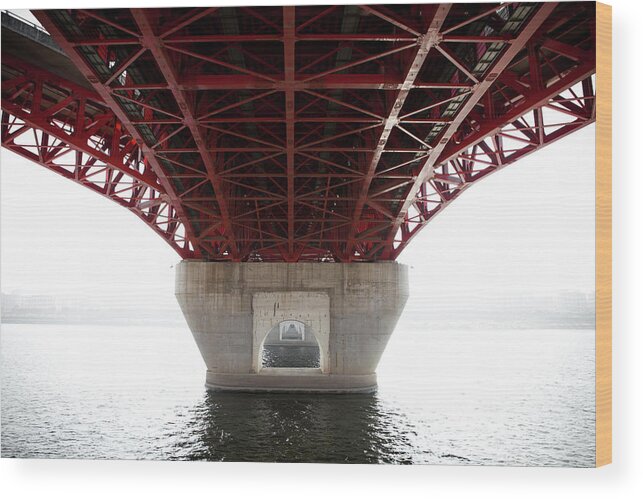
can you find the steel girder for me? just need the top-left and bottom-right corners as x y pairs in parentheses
(0, 55), (196, 257)
(0, 3), (596, 262)
(388, 68), (596, 259)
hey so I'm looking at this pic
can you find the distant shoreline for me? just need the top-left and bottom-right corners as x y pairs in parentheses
(1, 319), (595, 331)
(0, 318), (186, 327)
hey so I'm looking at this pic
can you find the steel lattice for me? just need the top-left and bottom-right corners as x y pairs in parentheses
(1, 3), (597, 262)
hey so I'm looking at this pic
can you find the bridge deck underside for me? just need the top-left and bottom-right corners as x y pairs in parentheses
(1, 3), (597, 262)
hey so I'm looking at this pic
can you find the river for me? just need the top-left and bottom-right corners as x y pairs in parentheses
(0, 324), (595, 465)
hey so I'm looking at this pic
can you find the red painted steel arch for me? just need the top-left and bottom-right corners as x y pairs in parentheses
(1, 3), (597, 262)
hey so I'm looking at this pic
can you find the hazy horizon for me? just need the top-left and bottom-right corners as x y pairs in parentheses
(1, 125), (596, 317)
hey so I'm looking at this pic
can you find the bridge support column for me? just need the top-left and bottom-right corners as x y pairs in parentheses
(175, 261), (408, 393)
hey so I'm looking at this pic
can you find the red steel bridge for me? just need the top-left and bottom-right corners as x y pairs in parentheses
(1, 3), (596, 263)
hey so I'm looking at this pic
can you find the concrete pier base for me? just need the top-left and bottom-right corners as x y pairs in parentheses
(175, 261), (409, 393)
(205, 371), (378, 393)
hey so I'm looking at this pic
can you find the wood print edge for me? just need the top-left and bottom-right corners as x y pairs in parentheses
(595, 1), (612, 468)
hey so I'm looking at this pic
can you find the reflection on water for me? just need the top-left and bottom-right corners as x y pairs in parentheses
(168, 392), (416, 463)
(1, 324), (595, 465)
(262, 345), (320, 369)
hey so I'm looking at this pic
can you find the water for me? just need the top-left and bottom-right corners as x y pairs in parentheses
(262, 345), (321, 368)
(0, 324), (595, 465)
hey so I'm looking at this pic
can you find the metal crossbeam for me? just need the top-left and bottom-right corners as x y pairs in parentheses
(34, 9), (204, 257)
(0, 4), (596, 262)
(381, 2), (558, 256)
(0, 58), (194, 256)
(131, 8), (238, 259)
(345, 3), (451, 261)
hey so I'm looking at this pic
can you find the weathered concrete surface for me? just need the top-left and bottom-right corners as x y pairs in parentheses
(175, 261), (409, 392)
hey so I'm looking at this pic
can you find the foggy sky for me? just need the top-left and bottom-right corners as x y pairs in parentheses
(1, 125), (595, 312)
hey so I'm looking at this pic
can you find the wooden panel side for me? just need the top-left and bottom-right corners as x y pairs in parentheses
(595, 1), (612, 468)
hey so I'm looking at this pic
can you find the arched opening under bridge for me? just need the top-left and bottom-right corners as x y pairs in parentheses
(260, 319), (321, 369)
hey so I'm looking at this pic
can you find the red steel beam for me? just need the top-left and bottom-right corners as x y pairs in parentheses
(1, 118), (192, 256)
(175, 74), (474, 91)
(33, 10), (203, 258)
(131, 8), (238, 259)
(1, 56), (159, 190)
(382, 2), (558, 256)
(0, 67), (194, 257)
(439, 61), (596, 167)
(391, 75), (596, 257)
(0, 5), (594, 263)
(345, 3), (452, 261)
(283, 6), (296, 259)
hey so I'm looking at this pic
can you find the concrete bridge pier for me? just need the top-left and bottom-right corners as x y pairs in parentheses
(175, 261), (409, 393)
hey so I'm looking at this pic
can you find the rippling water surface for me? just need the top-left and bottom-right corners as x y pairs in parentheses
(1, 324), (595, 465)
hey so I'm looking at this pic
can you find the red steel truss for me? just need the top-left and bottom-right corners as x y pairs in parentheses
(1, 55), (197, 256)
(0, 3), (596, 262)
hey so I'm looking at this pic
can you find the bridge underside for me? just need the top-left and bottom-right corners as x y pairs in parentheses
(1, 3), (597, 263)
